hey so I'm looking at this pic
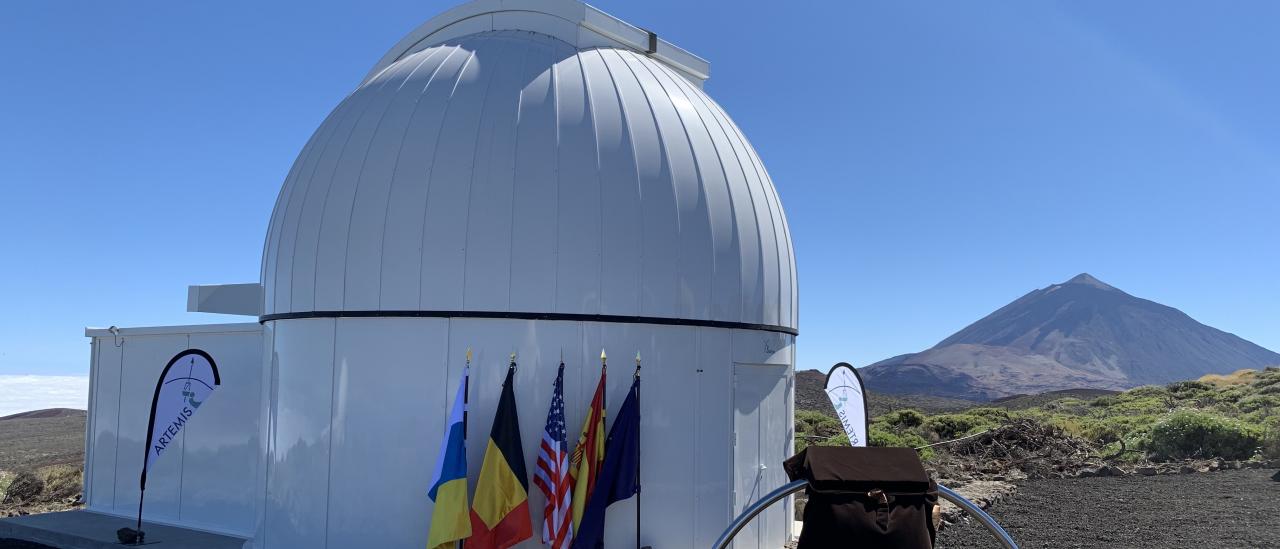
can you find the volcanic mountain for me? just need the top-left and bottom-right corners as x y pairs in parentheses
(860, 274), (1280, 401)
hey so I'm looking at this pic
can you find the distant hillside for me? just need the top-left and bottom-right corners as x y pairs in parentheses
(0, 408), (85, 421)
(0, 409), (85, 472)
(861, 274), (1280, 400)
(795, 369), (974, 417)
(990, 389), (1120, 410)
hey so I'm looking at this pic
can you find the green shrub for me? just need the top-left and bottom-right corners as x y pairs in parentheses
(1090, 395), (1118, 408)
(880, 409), (925, 429)
(796, 410), (842, 438)
(1098, 395), (1168, 416)
(964, 407), (1011, 422)
(1168, 381), (1212, 396)
(1079, 415), (1154, 445)
(0, 471), (43, 504)
(1124, 386), (1168, 399)
(0, 472), (12, 499)
(1264, 432), (1280, 460)
(924, 413), (994, 440)
(1238, 395), (1280, 414)
(869, 425), (933, 460)
(42, 466), (81, 500)
(1145, 410), (1262, 461)
(1253, 369), (1280, 391)
(1216, 386), (1249, 404)
(795, 410), (845, 452)
(1261, 417), (1280, 460)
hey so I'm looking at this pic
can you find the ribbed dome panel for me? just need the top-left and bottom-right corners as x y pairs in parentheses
(261, 31), (796, 330)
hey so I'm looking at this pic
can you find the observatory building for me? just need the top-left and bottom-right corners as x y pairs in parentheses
(81, 1), (797, 547)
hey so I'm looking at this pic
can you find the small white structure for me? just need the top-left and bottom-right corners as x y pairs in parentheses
(84, 1), (797, 547)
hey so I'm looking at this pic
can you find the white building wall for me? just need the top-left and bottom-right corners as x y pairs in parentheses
(84, 324), (264, 538)
(259, 318), (793, 549)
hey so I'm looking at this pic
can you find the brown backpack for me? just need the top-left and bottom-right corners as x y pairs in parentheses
(784, 446), (938, 549)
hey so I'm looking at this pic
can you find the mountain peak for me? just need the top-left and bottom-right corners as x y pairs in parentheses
(861, 273), (1280, 400)
(1063, 273), (1115, 291)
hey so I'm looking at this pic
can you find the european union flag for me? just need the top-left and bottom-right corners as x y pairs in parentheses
(570, 376), (640, 549)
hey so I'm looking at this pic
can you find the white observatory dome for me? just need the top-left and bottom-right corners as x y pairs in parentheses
(260, 8), (796, 332)
(71, 4), (803, 548)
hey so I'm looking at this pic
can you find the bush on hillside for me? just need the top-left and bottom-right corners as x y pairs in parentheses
(1124, 386), (1168, 399)
(1238, 395), (1280, 414)
(869, 425), (933, 460)
(1145, 410), (1262, 461)
(924, 413), (995, 440)
(795, 410), (843, 452)
(796, 410), (841, 436)
(42, 466), (82, 500)
(1078, 414), (1153, 445)
(1, 471), (44, 504)
(1262, 417), (1280, 460)
(880, 409), (925, 429)
(963, 407), (1011, 423)
(1089, 395), (1116, 407)
(1167, 381), (1212, 397)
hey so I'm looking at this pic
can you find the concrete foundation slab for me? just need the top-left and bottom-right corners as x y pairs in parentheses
(0, 511), (246, 549)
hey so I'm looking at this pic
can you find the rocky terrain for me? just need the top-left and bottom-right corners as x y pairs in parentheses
(861, 274), (1280, 400)
(0, 410), (85, 519)
(936, 468), (1280, 548)
(0, 410), (84, 473)
(795, 369), (976, 417)
(797, 365), (1280, 547)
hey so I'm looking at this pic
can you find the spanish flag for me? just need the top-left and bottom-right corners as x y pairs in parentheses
(427, 366), (471, 549)
(569, 364), (606, 529)
(466, 363), (533, 549)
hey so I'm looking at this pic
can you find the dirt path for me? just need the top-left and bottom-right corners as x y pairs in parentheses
(937, 468), (1280, 548)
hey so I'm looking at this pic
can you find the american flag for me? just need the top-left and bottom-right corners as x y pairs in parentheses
(534, 364), (573, 548)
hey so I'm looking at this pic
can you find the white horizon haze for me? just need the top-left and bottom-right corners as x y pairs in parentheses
(0, 375), (89, 417)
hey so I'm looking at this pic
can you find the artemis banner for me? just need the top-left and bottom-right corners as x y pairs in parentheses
(126, 349), (221, 543)
(824, 362), (869, 447)
(143, 349), (221, 475)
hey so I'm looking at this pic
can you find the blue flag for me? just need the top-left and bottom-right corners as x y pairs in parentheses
(570, 377), (640, 549)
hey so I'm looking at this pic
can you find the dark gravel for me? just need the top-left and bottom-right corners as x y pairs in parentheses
(0, 540), (54, 549)
(937, 469), (1280, 548)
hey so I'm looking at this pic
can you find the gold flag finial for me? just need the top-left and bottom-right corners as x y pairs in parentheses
(466, 347), (473, 363)
(600, 348), (607, 362)
(510, 351), (517, 363)
(635, 351), (642, 365)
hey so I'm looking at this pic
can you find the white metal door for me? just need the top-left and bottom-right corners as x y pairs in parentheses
(732, 363), (791, 549)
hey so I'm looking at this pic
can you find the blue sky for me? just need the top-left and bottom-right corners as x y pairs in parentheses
(1, 1), (1277, 393)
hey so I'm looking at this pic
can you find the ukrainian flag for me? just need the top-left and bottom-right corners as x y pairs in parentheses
(428, 368), (471, 549)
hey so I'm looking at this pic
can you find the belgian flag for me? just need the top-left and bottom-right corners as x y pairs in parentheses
(466, 363), (533, 549)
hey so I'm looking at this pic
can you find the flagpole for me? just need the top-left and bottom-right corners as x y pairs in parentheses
(459, 348), (471, 549)
(136, 475), (146, 544)
(634, 351), (642, 549)
(463, 348), (471, 437)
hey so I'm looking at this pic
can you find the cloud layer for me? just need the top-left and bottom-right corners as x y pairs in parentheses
(0, 375), (90, 417)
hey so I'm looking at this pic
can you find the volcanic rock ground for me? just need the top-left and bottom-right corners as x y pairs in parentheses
(936, 468), (1280, 548)
(6, 471), (1279, 548)
(0, 541), (50, 549)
